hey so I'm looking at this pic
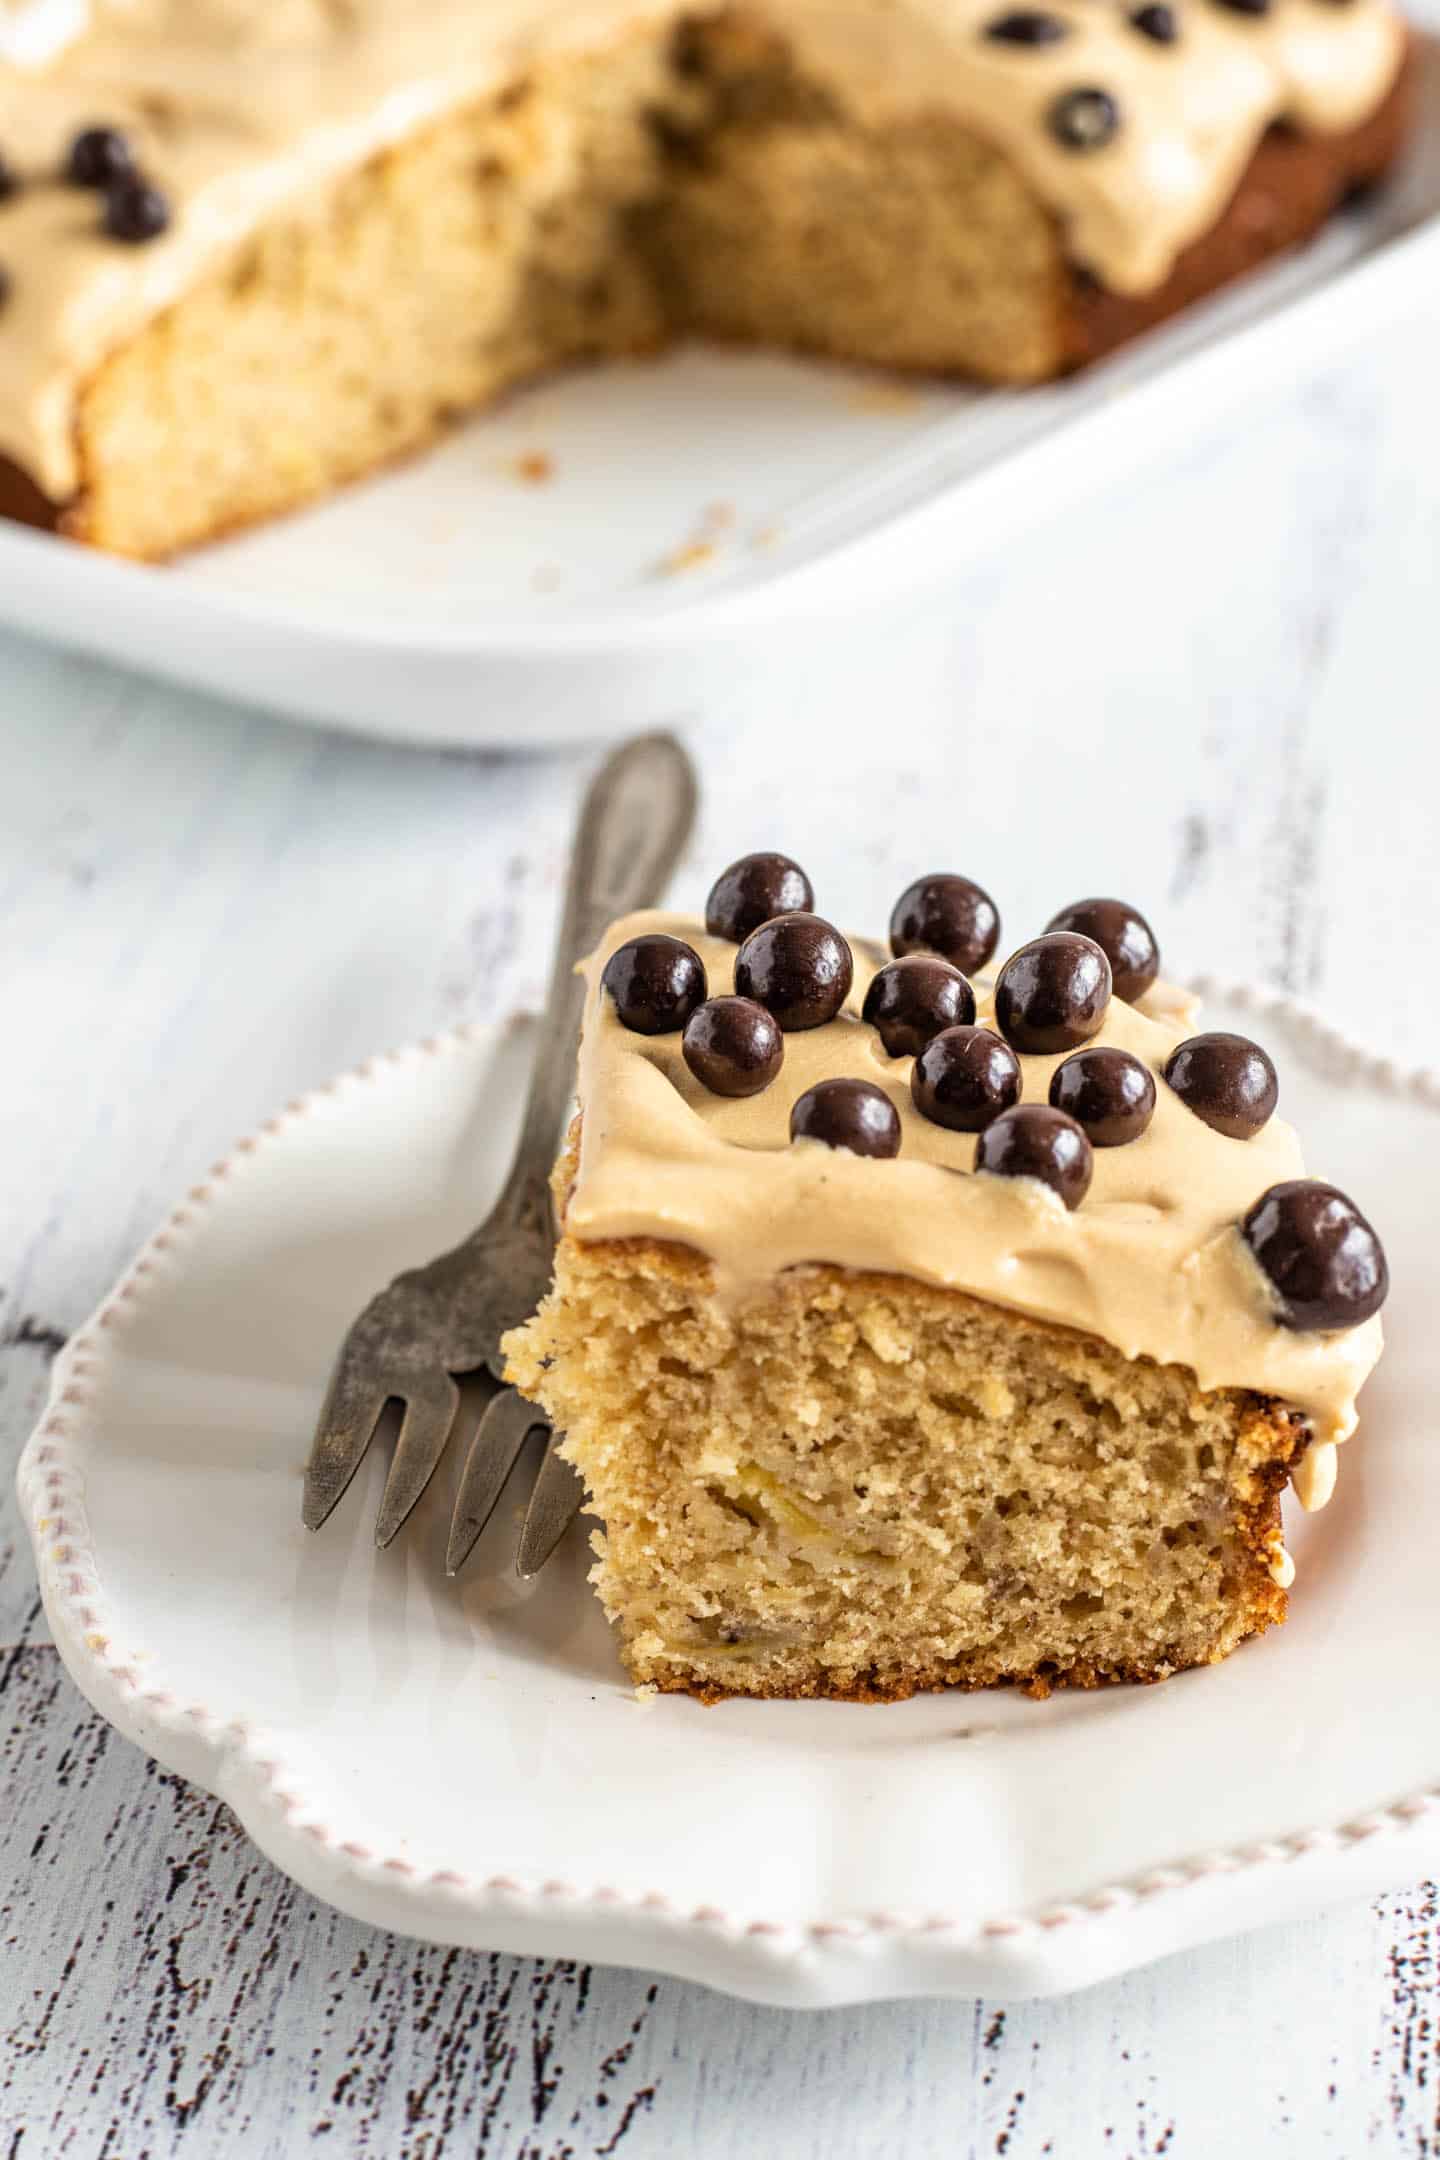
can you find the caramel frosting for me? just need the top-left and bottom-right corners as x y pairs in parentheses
(567, 912), (1383, 1530)
(0, 0), (1407, 502)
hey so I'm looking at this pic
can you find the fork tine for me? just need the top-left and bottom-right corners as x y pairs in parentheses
(303, 1336), (394, 1533)
(374, 1369), (461, 1550)
(446, 1387), (548, 1576)
(515, 1433), (586, 1579)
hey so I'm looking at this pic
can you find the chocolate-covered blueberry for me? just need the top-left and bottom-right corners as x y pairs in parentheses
(682, 995), (783, 1098)
(1165, 1031), (1277, 1139)
(103, 173), (170, 243)
(705, 851), (814, 943)
(601, 933), (706, 1035)
(863, 954), (976, 1059)
(983, 8), (1070, 40)
(994, 932), (1111, 1055)
(734, 912), (853, 1031)
(1045, 896), (1159, 1004)
(974, 1104), (1093, 1209)
(1242, 1180), (1388, 1331)
(66, 125), (135, 189)
(889, 873), (1000, 975)
(1048, 86), (1121, 151)
(790, 1077), (901, 1159)
(911, 1025), (1021, 1132)
(1129, 1), (1179, 38)
(1049, 1045), (1156, 1146)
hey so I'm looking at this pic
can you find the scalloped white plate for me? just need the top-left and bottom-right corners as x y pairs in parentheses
(17, 986), (1440, 2005)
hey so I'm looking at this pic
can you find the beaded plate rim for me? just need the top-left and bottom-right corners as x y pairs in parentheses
(16, 982), (1440, 2004)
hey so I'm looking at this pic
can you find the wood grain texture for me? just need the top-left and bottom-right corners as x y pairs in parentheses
(4, 311), (1440, 2153)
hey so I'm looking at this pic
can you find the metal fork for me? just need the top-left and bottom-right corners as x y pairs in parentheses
(301, 730), (698, 1574)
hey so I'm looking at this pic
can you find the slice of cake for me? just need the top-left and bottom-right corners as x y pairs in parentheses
(503, 858), (1388, 1701)
(0, 0), (1412, 557)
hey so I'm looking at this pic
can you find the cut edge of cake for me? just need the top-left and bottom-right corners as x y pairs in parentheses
(503, 1125), (1305, 1705)
(0, 12), (1416, 559)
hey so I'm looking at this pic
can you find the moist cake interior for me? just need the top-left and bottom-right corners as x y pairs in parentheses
(0, 3), (1412, 557)
(505, 1169), (1303, 1702)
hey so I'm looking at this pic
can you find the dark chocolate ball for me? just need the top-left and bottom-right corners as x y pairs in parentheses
(1049, 1045), (1156, 1146)
(1045, 896), (1160, 1004)
(1165, 1031), (1277, 1139)
(66, 125), (135, 189)
(911, 1025), (1022, 1133)
(974, 1104), (1094, 1209)
(1241, 1181), (1388, 1331)
(734, 912), (853, 1032)
(994, 932), (1111, 1055)
(1048, 86), (1121, 151)
(862, 955), (976, 1059)
(889, 873), (1000, 976)
(983, 8), (1070, 39)
(1129, 2), (1179, 38)
(103, 174), (171, 243)
(682, 995), (783, 1098)
(601, 933), (706, 1035)
(790, 1077), (901, 1159)
(705, 851), (815, 943)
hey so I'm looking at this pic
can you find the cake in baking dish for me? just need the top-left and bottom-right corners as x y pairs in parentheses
(502, 858), (1389, 1702)
(0, 0), (1414, 559)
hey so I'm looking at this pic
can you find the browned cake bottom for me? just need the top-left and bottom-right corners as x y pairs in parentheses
(2, 21), (1412, 558)
(503, 1230), (1309, 1705)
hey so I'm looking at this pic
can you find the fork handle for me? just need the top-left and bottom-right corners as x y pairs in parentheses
(491, 731), (699, 1230)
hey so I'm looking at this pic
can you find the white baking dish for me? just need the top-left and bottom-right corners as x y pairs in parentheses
(1, 32), (1436, 749)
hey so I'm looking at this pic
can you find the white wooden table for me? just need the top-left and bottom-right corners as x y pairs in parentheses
(4, 317), (1440, 2154)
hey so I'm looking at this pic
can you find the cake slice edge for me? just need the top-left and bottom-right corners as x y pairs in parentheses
(503, 1127), (1307, 1704)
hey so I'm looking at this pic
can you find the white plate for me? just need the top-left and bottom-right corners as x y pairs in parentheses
(16, 983), (1440, 2005)
(1, 36), (1438, 747)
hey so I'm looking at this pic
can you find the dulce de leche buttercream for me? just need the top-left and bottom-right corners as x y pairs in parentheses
(566, 911), (1383, 1525)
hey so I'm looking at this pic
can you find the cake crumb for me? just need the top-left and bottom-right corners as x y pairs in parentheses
(978, 1376), (1015, 1419)
(632, 1681), (660, 1708)
(846, 381), (924, 415)
(657, 537), (716, 577)
(656, 499), (740, 576)
(513, 450), (554, 484)
(859, 1302), (912, 1365)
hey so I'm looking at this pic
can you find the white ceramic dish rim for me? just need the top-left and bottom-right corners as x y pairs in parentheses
(17, 975), (1440, 2001)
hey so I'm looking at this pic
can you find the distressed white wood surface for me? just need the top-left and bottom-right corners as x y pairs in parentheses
(5, 324), (1440, 2156)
